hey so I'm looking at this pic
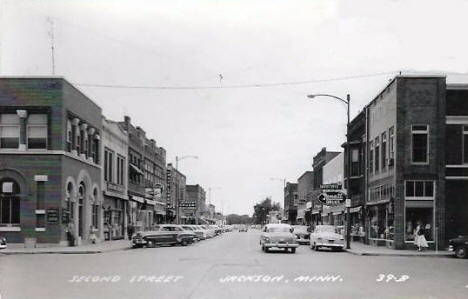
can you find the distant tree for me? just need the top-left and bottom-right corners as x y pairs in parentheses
(252, 197), (281, 224)
(226, 214), (253, 225)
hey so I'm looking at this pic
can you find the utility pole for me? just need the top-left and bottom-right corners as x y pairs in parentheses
(47, 17), (55, 75)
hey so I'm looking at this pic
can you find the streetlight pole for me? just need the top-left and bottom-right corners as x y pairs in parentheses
(175, 155), (198, 224)
(307, 93), (351, 250)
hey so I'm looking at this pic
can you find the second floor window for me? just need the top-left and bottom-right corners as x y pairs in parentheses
(27, 114), (47, 149)
(412, 125), (429, 163)
(374, 137), (380, 172)
(104, 148), (114, 182)
(117, 155), (125, 185)
(0, 114), (20, 149)
(381, 132), (387, 170)
(389, 126), (395, 165)
(463, 126), (468, 164)
(369, 141), (374, 175)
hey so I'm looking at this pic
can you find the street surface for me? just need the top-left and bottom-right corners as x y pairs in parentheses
(1, 229), (467, 299)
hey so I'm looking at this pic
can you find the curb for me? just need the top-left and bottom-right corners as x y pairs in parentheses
(345, 250), (455, 258)
(0, 246), (131, 255)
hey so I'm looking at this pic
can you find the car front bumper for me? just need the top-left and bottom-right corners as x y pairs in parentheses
(315, 242), (344, 248)
(0, 244), (7, 249)
(264, 242), (299, 248)
(448, 245), (454, 252)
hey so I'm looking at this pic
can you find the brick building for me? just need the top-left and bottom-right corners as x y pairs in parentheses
(102, 116), (128, 240)
(344, 75), (468, 250)
(118, 116), (151, 232)
(311, 148), (340, 225)
(166, 163), (186, 224)
(143, 137), (167, 225)
(283, 182), (298, 224)
(185, 184), (206, 224)
(0, 77), (103, 246)
(296, 171), (314, 225)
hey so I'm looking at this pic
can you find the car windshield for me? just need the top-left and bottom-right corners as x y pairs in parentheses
(315, 226), (338, 234)
(266, 226), (291, 233)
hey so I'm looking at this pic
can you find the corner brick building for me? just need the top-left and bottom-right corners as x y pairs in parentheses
(0, 77), (103, 246)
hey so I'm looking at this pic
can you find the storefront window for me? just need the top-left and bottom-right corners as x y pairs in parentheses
(0, 180), (20, 225)
(405, 208), (433, 242)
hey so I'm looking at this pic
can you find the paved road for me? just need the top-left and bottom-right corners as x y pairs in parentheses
(1, 230), (467, 299)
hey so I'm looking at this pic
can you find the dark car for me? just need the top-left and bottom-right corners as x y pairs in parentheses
(449, 235), (468, 259)
(0, 236), (7, 249)
(132, 225), (195, 248)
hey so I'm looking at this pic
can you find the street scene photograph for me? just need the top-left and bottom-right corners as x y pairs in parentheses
(0, 0), (468, 299)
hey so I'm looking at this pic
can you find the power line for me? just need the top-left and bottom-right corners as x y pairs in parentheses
(74, 71), (399, 90)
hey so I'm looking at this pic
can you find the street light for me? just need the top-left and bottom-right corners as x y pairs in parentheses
(175, 155), (198, 224)
(307, 93), (351, 250)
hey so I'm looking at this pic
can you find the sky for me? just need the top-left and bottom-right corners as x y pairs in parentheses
(1, 0), (467, 215)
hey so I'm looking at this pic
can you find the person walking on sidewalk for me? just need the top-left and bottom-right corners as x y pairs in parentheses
(414, 221), (429, 251)
(127, 224), (135, 240)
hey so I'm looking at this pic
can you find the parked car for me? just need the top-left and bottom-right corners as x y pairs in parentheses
(209, 225), (223, 235)
(200, 225), (216, 238)
(239, 225), (248, 232)
(0, 236), (7, 249)
(310, 225), (345, 252)
(180, 225), (201, 241)
(259, 223), (298, 253)
(293, 225), (311, 245)
(132, 225), (195, 248)
(449, 235), (468, 259)
(187, 225), (207, 240)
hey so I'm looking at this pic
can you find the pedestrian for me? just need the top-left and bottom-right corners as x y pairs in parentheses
(127, 224), (135, 240)
(414, 221), (429, 251)
(67, 222), (75, 247)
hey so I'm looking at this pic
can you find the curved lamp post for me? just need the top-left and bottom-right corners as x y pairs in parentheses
(307, 93), (351, 250)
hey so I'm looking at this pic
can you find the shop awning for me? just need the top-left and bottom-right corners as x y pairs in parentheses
(332, 211), (343, 216)
(129, 164), (144, 175)
(156, 210), (166, 216)
(145, 199), (156, 206)
(312, 210), (320, 215)
(130, 195), (145, 203)
(349, 206), (362, 213)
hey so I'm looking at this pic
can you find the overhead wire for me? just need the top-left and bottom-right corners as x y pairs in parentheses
(74, 71), (399, 90)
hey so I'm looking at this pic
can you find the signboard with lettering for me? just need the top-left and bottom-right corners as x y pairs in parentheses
(179, 201), (197, 209)
(317, 184), (346, 206)
(47, 209), (59, 224)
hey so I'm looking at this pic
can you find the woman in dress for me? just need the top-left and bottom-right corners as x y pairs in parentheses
(414, 221), (429, 251)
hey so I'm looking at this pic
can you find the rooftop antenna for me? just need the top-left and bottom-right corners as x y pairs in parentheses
(47, 17), (56, 75)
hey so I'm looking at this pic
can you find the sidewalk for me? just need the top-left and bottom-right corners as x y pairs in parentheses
(0, 240), (132, 255)
(345, 241), (455, 258)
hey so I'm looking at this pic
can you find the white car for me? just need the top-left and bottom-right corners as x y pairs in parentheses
(310, 225), (345, 251)
(260, 224), (299, 253)
(199, 225), (216, 238)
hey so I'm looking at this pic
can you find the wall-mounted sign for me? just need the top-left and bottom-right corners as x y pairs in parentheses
(320, 183), (343, 190)
(47, 209), (59, 224)
(317, 191), (346, 206)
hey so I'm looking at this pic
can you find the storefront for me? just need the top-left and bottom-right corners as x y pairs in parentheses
(404, 180), (436, 248)
(103, 196), (126, 240)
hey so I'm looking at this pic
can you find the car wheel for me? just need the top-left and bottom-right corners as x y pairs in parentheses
(291, 248), (296, 254)
(315, 245), (320, 251)
(264, 246), (269, 253)
(147, 241), (155, 248)
(455, 246), (467, 259)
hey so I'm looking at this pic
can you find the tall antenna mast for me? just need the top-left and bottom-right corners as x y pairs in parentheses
(47, 17), (55, 75)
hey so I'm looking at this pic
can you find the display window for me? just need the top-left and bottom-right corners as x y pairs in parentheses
(405, 207), (433, 241)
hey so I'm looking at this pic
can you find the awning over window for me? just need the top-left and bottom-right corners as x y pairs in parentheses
(130, 195), (145, 203)
(129, 164), (144, 175)
(349, 206), (362, 213)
